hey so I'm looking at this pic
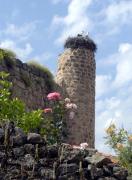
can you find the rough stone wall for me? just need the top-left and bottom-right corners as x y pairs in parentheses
(0, 58), (54, 110)
(0, 125), (129, 180)
(56, 48), (96, 148)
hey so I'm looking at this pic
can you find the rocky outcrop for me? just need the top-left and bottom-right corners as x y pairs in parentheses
(0, 125), (129, 180)
(0, 58), (54, 110)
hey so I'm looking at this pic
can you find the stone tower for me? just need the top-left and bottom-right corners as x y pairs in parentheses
(56, 35), (96, 148)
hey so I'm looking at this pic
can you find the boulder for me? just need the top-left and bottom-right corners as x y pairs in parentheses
(39, 168), (54, 179)
(86, 154), (112, 168)
(113, 168), (128, 180)
(12, 135), (27, 146)
(24, 144), (35, 155)
(13, 147), (25, 157)
(58, 163), (78, 176)
(47, 145), (58, 158)
(23, 154), (35, 170)
(27, 133), (45, 144)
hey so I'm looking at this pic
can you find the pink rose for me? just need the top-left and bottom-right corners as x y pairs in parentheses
(47, 92), (61, 100)
(43, 108), (52, 113)
(65, 103), (73, 109)
(65, 103), (77, 110)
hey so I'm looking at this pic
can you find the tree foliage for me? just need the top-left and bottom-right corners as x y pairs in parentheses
(105, 123), (132, 175)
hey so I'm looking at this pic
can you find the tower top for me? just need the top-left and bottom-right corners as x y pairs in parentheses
(64, 34), (97, 52)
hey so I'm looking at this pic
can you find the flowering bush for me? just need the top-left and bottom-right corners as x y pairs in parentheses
(0, 71), (68, 145)
(43, 108), (53, 113)
(105, 123), (132, 175)
(42, 92), (67, 144)
(0, 71), (44, 134)
(65, 98), (77, 120)
(47, 92), (61, 101)
(42, 94), (78, 144)
(0, 71), (78, 145)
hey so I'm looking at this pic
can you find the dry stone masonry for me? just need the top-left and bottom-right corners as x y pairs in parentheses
(56, 35), (96, 147)
(0, 124), (129, 180)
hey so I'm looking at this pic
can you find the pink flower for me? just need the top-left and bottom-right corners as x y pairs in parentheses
(65, 98), (71, 103)
(80, 143), (89, 150)
(65, 103), (73, 109)
(72, 143), (89, 150)
(43, 108), (52, 113)
(72, 145), (80, 149)
(47, 92), (61, 101)
(65, 103), (77, 110)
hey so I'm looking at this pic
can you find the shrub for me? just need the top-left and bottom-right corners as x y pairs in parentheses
(27, 60), (54, 89)
(0, 71), (44, 136)
(43, 92), (67, 144)
(0, 71), (67, 145)
(0, 48), (16, 68)
(0, 71), (25, 124)
(105, 123), (132, 175)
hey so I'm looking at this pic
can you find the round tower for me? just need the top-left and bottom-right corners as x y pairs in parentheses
(56, 35), (96, 148)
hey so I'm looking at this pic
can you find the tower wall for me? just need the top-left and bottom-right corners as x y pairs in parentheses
(56, 48), (96, 148)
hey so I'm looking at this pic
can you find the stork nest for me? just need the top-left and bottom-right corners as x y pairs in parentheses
(64, 34), (97, 52)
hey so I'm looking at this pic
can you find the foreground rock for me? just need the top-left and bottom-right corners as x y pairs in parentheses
(0, 126), (129, 180)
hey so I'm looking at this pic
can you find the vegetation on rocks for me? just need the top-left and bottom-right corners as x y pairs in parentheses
(27, 60), (54, 89)
(0, 48), (16, 60)
(0, 71), (65, 145)
(0, 48), (16, 68)
(105, 123), (132, 175)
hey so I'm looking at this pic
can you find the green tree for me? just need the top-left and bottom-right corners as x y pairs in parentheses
(105, 124), (132, 175)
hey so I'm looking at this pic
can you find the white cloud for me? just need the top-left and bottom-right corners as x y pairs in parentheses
(113, 43), (132, 87)
(92, 1), (132, 42)
(95, 94), (132, 153)
(0, 39), (33, 59)
(4, 22), (37, 41)
(99, 0), (132, 36)
(32, 52), (53, 64)
(52, 0), (93, 44)
(96, 42), (132, 153)
(105, 1), (132, 25)
(0, 22), (37, 60)
(97, 43), (132, 88)
(118, 43), (132, 54)
(96, 75), (112, 99)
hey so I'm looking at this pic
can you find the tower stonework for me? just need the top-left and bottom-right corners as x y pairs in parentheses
(56, 35), (96, 148)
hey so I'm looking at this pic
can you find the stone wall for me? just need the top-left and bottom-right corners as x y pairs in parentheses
(0, 125), (129, 180)
(56, 48), (96, 148)
(0, 58), (54, 110)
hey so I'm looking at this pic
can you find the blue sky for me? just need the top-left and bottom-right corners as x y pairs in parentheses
(0, 0), (132, 153)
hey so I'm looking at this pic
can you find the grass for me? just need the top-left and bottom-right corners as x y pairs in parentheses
(0, 48), (16, 68)
(27, 60), (55, 90)
(64, 34), (97, 52)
